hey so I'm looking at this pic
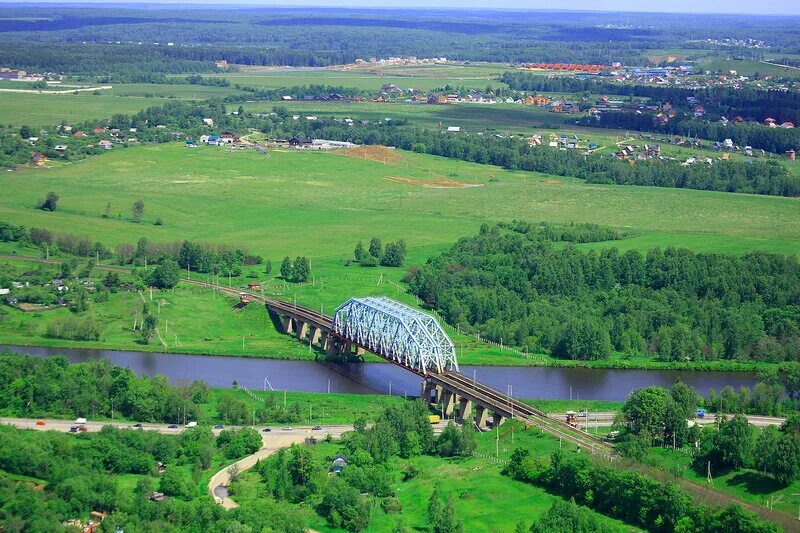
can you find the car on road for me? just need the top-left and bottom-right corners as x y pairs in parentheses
(35, 420), (45, 426)
(78, 426), (88, 432)
(696, 409), (706, 419)
(262, 428), (272, 432)
(133, 423), (142, 428)
(578, 411), (588, 418)
(69, 426), (78, 433)
(282, 426), (293, 431)
(167, 424), (178, 429)
(312, 425), (322, 430)
(214, 424), (225, 429)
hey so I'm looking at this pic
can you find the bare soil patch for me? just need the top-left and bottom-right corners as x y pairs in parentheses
(342, 145), (402, 164)
(385, 176), (483, 189)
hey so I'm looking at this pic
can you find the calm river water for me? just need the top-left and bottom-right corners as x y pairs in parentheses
(0, 345), (757, 401)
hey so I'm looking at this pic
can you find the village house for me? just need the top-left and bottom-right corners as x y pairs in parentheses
(381, 83), (403, 95)
(331, 453), (348, 474)
(219, 131), (237, 144)
(30, 152), (47, 166)
(247, 281), (261, 291)
(98, 140), (113, 149)
(288, 137), (313, 148)
(92, 127), (105, 135)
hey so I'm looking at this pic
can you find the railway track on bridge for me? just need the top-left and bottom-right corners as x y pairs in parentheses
(432, 370), (615, 456)
(184, 278), (615, 455)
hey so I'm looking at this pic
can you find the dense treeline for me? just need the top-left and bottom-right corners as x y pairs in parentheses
(504, 447), (780, 532)
(0, 424), (306, 531)
(705, 364), (800, 417)
(289, 120), (799, 197)
(620, 383), (800, 490)
(406, 226), (800, 362)
(0, 353), (209, 422)
(253, 401), (474, 531)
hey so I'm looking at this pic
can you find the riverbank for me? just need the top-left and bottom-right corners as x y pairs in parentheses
(2, 344), (758, 401)
(0, 335), (773, 372)
(0, 251), (777, 372)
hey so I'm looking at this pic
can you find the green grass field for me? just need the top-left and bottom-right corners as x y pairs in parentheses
(198, 62), (509, 92)
(699, 59), (800, 78)
(0, 92), (156, 127)
(109, 83), (246, 99)
(2, 142), (797, 258)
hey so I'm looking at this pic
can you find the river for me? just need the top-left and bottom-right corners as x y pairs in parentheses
(1, 345), (757, 402)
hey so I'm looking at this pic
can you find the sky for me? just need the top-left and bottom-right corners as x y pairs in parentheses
(22, 0), (800, 15)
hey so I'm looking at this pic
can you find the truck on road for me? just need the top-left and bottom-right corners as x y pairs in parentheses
(74, 417), (87, 425)
(185, 421), (197, 428)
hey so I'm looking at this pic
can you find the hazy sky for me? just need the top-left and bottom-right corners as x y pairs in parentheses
(26, 0), (800, 15)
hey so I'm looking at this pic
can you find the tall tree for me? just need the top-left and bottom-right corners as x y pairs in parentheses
(369, 237), (383, 260)
(132, 200), (145, 223)
(280, 256), (293, 280)
(40, 191), (59, 211)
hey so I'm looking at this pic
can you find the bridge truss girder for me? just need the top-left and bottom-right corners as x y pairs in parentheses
(331, 297), (458, 374)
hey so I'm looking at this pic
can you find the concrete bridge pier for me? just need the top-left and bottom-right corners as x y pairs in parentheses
(282, 316), (294, 335)
(474, 405), (488, 429)
(441, 390), (456, 417)
(310, 326), (322, 345)
(421, 381), (436, 405)
(492, 413), (504, 428)
(296, 321), (308, 341)
(457, 397), (472, 423)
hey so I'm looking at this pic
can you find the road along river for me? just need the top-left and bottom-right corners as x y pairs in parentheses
(1, 344), (757, 401)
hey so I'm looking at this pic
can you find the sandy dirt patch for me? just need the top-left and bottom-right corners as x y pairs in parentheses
(385, 176), (484, 189)
(342, 145), (402, 164)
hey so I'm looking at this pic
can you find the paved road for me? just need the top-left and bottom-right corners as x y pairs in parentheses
(0, 416), (356, 438)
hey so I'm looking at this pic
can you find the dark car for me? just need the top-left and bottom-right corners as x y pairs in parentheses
(133, 423), (142, 428)
(282, 426), (293, 431)
(214, 424), (225, 429)
(167, 424), (178, 429)
(262, 427), (272, 432)
(312, 425), (322, 431)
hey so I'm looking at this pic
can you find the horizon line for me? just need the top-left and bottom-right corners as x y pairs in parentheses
(2, 2), (799, 17)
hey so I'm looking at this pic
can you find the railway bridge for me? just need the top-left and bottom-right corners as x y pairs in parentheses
(183, 279), (613, 455)
(267, 294), (614, 455)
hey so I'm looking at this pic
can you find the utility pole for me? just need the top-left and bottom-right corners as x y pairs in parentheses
(496, 422), (499, 459)
(111, 397), (114, 421)
(389, 381), (392, 396)
(284, 390), (287, 408)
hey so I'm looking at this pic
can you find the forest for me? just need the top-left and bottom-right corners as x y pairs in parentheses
(9, 7), (797, 73)
(504, 447), (779, 533)
(0, 423), (305, 532)
(406, 225), (800, 362)
(0, 353), (210, 423)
